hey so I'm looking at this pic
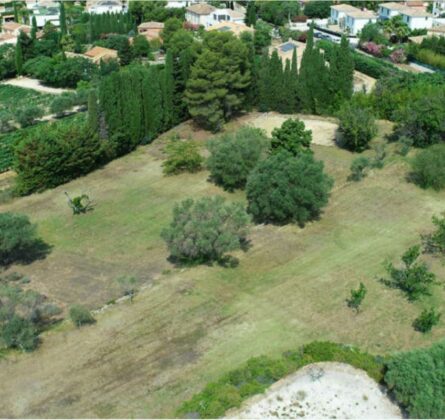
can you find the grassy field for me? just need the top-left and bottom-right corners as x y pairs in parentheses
(0, 115), (444, 418)
(0, 84), (55, 114)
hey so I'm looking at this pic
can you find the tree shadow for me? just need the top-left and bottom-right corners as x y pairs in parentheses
(2, 239), (52, 268)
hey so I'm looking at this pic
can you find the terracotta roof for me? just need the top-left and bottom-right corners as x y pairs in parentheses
(84, 46), (118, 58)
(2, 22), (27, 31)
(378, 2), (409, 11)
(346, 10), (378, 19)
(405, 0), (425, 7)
(429, 24), (445, 33)
(138, 21), (164, 29)
(400, 8), (432, 16)
(0, 33), (16, 41)
(331, 4), (360, 12)
(186, 3), (215, 15)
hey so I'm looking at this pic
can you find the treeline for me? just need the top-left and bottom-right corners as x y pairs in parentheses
(87, 12), (136, 43)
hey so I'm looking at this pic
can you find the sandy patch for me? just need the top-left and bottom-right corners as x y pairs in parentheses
(353, 71), (377, 93)
(1, 77), (72, 94)
(247, 112), (338, 147)
(228, 362), (401, 419)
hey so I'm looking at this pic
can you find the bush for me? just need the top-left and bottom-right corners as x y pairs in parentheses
(270, 118), (312, 156)
(413, 308), (441, 333)
(0, 212), (41, 266)
(411, 144), (445, 191)
(361, 42), (384, 57)
(389, 49), (406, 64)
(337, 103), (377, 152)
(50, 94), (75, 117)
(385, 341), (445, 418)
(1, 315), (39, 351)
(16, 105), (44, 128)
(348, 156), (370, 182)
(162, 140), (203, 175)
(382, 245), (437, 301)
(347, 282), (367, 313)
(14, 118), (107, 195)
(207, 127), (268, 191)
(424, 214), (445, 254)
(246, 151), (333, 226)
(69, 305), (95, 327)
(177, 341), (383, 418)
(161, 196), (250, 263)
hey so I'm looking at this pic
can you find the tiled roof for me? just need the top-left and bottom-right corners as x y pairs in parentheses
(186, 3), (215, 15)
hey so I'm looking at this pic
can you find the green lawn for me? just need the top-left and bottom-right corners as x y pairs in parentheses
(0, 116), (443, 418)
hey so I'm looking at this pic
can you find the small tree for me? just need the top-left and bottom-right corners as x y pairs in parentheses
(246, 151), (333, 226)
(65, 193), (93, 215)
(116, 276), (137, 302)
(270, 118), (312, 156)
(424, 214), (445, 255)
(50, 95), (74, 118)
(413, 308), (441, 333)
(1, 315), (39, 351)
(16, 105), (44, 128)
(383, 245), (438, 301)
(161, 196), (250, 263)
(0, 212), (41, 266)
(347, 282), (367, 313)
(69, 305), (95, 327)
(411, 144), (445, 191)
(162, 140), (203, 175)
(337, 103), (377, 152)
(348, 156), (370, 182)
(207, 127), (268, 191)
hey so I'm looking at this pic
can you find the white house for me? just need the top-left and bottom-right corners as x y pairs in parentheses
(185, 3), (245, 28)
(329, 4), (359, 26)
(400, 9), (433, 30)
(87, 0), (123, 14)
(432, 0), (445, 16)
(378, 2), (409, 20)
(344, 10), (378, 35)
(33, 6), (60, 27)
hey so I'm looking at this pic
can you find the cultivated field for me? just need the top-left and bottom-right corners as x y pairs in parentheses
(0, 114), (444, 418)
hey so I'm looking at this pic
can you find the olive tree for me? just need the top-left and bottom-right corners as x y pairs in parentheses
(161, 196), (250, 263)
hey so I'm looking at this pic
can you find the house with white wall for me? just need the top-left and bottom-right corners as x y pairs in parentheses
(432, 0), (445, 16)
(400, 9), (433, 30)
(87, 0), (123, 14)
(330, 4), (360, 27)
(344, 10), (378, 35)
(185, 3), (245, 28)
(378, 2), (409, 20)
(33, 6), (60, 27)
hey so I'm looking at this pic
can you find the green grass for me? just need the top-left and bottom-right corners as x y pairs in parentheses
(0, 116), (443, 418)
(0, 85), (55, 114)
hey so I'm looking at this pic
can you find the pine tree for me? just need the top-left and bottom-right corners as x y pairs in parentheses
(31, 16), (37, 40)
(87, 90), (99, 133)
(15, 39), (23, 75)
(60, 1), (67, 36)
(245, 1), (257, 27)
(142, 67), (163, 141)
(162, 51), (175, 130)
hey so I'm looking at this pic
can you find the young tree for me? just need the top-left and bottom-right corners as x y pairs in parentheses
(15, 39), (23, 75)
(60, 1), (67, 36)
(348, 156), (370, 182)
(413, 308), (441, 333)
(246, 150), (333, 226)
(270, 118), (312, 156)
(161, 196), (250, 263)
(337, 103), (377, 152)
(411, 144), (445, 191)
(116, 276), (138, 302)
(383, 245), (438, 301)
(50, 95), (74, 118)
(162, 140), (203, 175)
(424, 214), (445, 254)
(245, 0), (257, 27)
(69, 305), (95, 327)
(207, 127), (268, 191)
(31, 16), (37, 40)
(347, 282), (367, 313)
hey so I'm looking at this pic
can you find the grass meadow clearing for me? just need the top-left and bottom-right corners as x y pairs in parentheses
(0, 114), (444, 418)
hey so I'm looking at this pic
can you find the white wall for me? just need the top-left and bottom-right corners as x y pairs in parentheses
(35, 15), (59, 27)
(378, 7), (400, 20)
(346, 16), (377, 35)
(402, 14), (433, 29)
(88, 5), (123, 14)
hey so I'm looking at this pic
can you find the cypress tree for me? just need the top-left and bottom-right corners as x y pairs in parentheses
(31, 16), (37, 40)
(162, 51), (175, 130)
(290, 47), (299, 111)
(59, 1), (67, 36)
(87, 90), (99, 133)
(245, 1), (257, 27)
(298, 25), (315, 113)
(257, 51), (270, 112)
(143, 67), (163, 141)
(268, 50), (283, 111)
(330, 35), (354, 108)
(13, 2), (19, 22)
(279, 59), (294, 114)
(15, 40), (23, 75)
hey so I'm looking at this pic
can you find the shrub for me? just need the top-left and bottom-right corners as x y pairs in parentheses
(413, 308), (441, 333)
(389, 49), (406, 64)
(385, 341), (445, 418)
(69, 305), (95, 327)
(246, 151), (333, 226)
(50, 94), (75, 117)
(395, 135), (413, 156)
(270, 118), (312, 156)
(361, 42), (384, 57)
(1, 315), (39, 351)
(382, 245), (437, 301)
(0, 212), (41, 266)
(411, 144), (445, 191)
(162, 140), (203, 175)
(16, 105), (44, 128)
(337, 103), (377, 152)
(161, 196), (250, 263)
(14, 118), (107, 195)
(347, 282), (367, 313)
(207, 127), (268, 191)
(348, 156), (370, 182)
(424, 214), (445, 254)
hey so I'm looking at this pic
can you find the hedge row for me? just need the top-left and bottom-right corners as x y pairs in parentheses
(318, 40), (401, 79)
(176, 341), (384, 418)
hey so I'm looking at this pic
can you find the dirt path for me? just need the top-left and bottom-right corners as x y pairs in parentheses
(228, 362), (402, 419)
(246, 112), (338, 147)
(1, 77), (73, 94)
